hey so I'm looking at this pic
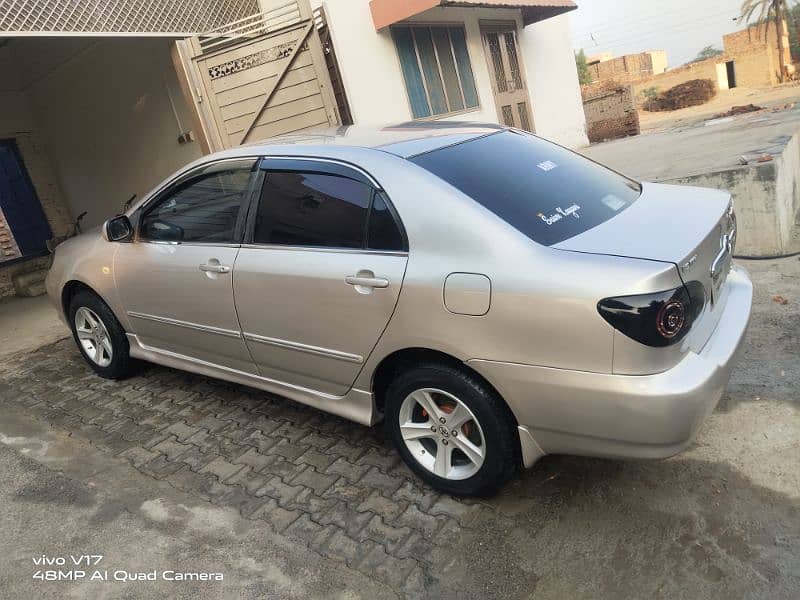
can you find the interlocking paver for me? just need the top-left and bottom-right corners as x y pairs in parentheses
(357, 490), (407, 521)
(325, 457), (370, 483)
(358, 466), (404, 496)
(296, 447), (337, 471)
(176, 445), (217, 472)
(151, 436), (190, 461)
(258, 476), (304, 507)
(163, 421), (200, 442)
(227, 468), (271, 496)
(361, 515), (413, 553)
(139, 454), (186, 479)
(396, 504), (443, 538)
(253, 499), (302, 533)
(0, 339), (502, 596)
(233, 447), (272, 471)
(270, 437), (310, 461)
(119, 446), (158, 468)
(200, 456), (246, 482)
(290, 466), (339, 496)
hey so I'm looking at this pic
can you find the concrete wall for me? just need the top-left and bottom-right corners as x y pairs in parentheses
(17, 38), (202, 229)
(320, 1), (588, 148)
(663, 132), (800, 257)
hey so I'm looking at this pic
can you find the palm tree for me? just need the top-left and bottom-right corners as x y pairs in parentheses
(741, 0), (793, 82)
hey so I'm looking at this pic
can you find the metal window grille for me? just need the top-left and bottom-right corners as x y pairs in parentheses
(393, 24), (480, 119)
(0, 0), (259, 34)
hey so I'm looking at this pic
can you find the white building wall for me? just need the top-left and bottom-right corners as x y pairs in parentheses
(16, 39), (202, 228)
(320, 0), (588, 148)
(321, 1), (506, 126)
(519, 14), (589, 148)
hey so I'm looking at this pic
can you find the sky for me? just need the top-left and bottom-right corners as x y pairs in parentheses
(570, 0), (750, 67)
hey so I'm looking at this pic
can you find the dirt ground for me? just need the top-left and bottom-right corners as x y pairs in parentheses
(0, 257), (798, 599)
(639, 84), (800, 133)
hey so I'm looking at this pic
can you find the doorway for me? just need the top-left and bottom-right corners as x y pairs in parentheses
(480, 21), (535, 132)
(0, 140), (51, 263)
(726, 61), (737, 89)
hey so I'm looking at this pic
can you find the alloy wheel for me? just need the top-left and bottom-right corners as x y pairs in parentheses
(74, 306), (113, 367)
(398, 388), (486, 480)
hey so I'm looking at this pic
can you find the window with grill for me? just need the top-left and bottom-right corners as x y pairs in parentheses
(392, 25), (479, 119)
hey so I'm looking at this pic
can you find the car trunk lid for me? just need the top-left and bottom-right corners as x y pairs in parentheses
(554, 182), (735, 305)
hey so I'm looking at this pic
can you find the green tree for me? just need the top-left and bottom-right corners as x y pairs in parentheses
(692, 45), (725, 62)
(788, 3), (800, 59)
(575, 49), (593, 86)
(641, 86), (660, 111)
(741, 0), (795, 82)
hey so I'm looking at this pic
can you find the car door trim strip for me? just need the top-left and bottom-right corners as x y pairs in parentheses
(127, 311), (243, 339)
(242, 332), (364, 364)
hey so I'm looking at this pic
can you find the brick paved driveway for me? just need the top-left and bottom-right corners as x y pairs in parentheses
(1, 258), (798, 599)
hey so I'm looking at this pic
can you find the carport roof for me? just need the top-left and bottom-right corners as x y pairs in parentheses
(369, 0), (577, 30)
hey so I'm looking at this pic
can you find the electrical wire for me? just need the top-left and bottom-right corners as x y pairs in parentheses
(572, 9), (742, 53)
(572, 6), (737, 43)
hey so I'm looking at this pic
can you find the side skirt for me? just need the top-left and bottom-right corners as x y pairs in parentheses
(127, 334), (377, 426)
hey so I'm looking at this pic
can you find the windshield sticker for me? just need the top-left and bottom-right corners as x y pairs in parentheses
(538, 204), (581, 225)
(601, 194), (627, 211)
(537, 160), (558, 172)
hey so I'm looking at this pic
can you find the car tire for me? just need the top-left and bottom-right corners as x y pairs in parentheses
(385, 363), (519, 497)
(68, 290), (137, 380)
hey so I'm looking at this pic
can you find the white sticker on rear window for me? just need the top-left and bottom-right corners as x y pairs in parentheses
(601, 194), (626, 211)
(537, 160), (558, 172)
(537, 204), (581, 225)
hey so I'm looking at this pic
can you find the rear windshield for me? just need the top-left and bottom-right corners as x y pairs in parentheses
(410, 130), (641, 246)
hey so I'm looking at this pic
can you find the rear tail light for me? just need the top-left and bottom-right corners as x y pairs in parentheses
(597, 282), (705, 347)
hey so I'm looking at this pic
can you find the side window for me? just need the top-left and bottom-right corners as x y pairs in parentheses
(368, 192), (406, 251)
(254, 171), (371, 249)
(140, 160), (255, 243)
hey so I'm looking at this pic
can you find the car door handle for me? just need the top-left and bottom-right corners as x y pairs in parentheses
(199, 263), (231, 274)
(345, 275), (389, 289)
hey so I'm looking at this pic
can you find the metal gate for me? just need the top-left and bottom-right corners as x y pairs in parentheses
(173, 0), (340, 153)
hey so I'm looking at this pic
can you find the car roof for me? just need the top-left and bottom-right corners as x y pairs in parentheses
(232, 122), (506, 159)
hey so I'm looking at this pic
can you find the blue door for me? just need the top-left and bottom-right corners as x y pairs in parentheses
(0, 140), (52, 257)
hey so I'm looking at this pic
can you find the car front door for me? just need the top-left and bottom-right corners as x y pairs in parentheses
(114, 158), (258, 374)
(234, 158), (408, 396)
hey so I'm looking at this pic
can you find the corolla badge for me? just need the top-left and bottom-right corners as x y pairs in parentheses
(538, 204), (581, 226)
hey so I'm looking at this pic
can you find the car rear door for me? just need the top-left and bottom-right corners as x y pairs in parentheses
(233, 158), (408, 396)
(114, 158), (259, 373)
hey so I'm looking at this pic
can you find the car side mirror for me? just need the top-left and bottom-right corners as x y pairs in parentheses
(104, 215), (133, 242)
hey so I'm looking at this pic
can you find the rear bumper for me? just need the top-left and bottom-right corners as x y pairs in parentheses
(469, 266), (753, 466)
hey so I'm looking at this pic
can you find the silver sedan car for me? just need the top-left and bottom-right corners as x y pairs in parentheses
(46, 124), (752, 496)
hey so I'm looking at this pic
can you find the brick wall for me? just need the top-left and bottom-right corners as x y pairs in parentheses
(583, 23), (786, 109)
(583, 85), (640, 143)
(0, 207), (22, 262)
(587, 52), (661, 86)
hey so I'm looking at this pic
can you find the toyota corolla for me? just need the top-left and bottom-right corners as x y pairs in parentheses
(46, 124), (752, 496)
